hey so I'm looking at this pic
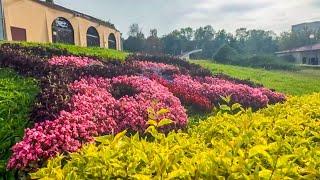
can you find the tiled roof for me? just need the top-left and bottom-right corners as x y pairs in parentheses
(34, 0), (119, 32)
(276, 43), (320, 54)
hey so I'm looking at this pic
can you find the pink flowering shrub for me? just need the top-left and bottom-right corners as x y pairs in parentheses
(134, 61), (180, 73)
(150, 74), (212, 111)
(48, 56), (104, 67)
(198, 76), (286, 105)
(151, 75), (286, 111)
(7, 76), (187, 170)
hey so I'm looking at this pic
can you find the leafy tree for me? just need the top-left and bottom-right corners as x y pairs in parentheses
(278, 28), (320, 50)
(179, 27), (194, 41)
(123, 24), (145, 52)
(145, 29), (162, 55)
(214, 44), (239, 64)
(161, 32), (182, 56)
(245, 30), (278, 54)
(194, 25), (215, 42)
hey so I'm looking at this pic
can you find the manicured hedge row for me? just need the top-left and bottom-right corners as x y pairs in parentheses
(0, 69), (38, 179)
(128, 54), (263, 88)
(31, 93), (320, 179)
(135, 61), (285, 111)
(7, 76), (187, 171)
(0, 42), (287, 176)
(0, 41), (128, 61)
(0, 45), (141, 122)
(127, 54), (213, 77)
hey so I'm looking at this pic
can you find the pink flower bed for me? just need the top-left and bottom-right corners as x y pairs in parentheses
(48, 56), (104, 67)
(7, 76), (187, 170)
(151, 75), (286, 110)
(134, 61), (180, 75)
(151, 74), (212, 110)
(198, 76), (286, 106)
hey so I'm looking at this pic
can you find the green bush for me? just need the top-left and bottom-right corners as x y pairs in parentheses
(31, 93), (320, 179)
(242, 55), (297, 70)
(211, 44), (296, 70)
(0, 41), (128, 61)
(213, 44), (239, 64)
(0, 69), (39, 178)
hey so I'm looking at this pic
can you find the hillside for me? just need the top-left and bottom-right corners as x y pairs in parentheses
(0, 41), (129, 61)
(191, 60), (320, 95)
(0, 43), (319, 179)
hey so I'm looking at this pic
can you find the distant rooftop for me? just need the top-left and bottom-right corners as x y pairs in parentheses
(34, 0), (119, 32)
(292, 21), (320, 33)
(276, 43), (320, 54)
(292, 21), (320, 28)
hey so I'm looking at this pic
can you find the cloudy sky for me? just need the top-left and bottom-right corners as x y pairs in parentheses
(54, 0), (320, 37)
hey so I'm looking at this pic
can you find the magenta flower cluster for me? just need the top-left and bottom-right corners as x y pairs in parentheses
(48, 56), (104, 67)
(152, 74), (286, 110)
(134, 61), (180, 75)
(7, 76), (187, 170)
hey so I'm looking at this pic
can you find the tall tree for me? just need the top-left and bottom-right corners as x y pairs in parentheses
(123, 24), (145, 52)
(179, 27), (194, 41)
(194, 25), (215, 42)
(145, 29), (162, 54)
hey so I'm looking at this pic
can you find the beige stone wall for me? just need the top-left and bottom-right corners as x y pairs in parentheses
(3, 0), (122, 50)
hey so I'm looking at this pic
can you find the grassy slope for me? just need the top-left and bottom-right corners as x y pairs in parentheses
(0, 41), (129, 61)
(0, 69), (39, 177)
(191, 60), (320, 96)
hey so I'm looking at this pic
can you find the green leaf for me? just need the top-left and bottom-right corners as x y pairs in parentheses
(219, 105), (231, 111)
(147, 120), (158, 127)
(231, 103), (242, 111)
(258, 169), (272, 178)
(158, 118), (173, 127)
(156, 108), (170, 116)
(167, 169), (187, 179)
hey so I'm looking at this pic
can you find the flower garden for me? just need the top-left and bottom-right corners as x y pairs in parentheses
(0, 43), (319, 179)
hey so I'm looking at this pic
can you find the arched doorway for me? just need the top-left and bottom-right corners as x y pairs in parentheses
(86, 27), (100, 47)
(108, 33), (117, 49)
(52, 17), (74, 44)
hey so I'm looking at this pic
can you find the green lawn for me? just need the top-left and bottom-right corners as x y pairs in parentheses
(0, 68), (39, 178)
(191, 60), (320, 96)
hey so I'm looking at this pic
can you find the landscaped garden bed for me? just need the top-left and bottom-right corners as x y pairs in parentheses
(0, 42), (319, 179)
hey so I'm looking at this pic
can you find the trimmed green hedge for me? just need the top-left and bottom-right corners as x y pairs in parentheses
(31, 93), (320, 179)
(0, 68), (39, 178)
(0, 41), (128, 61)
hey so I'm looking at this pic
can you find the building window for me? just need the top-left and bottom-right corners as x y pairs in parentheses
(86, 27), (100, 47)
(108, 33), (117, 50)
(310, 57), (318, 65)
(302, 57), (307, 64)
(11, 27), (26, 41)
(52, 17), (74, 44)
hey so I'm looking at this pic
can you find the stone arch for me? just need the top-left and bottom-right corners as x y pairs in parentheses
(52, 17), (74, 44)
(108, 33), (117, 50)
(86, 26), (100, 47)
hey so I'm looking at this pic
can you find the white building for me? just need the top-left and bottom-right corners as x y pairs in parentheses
(276, 43), (320, 66)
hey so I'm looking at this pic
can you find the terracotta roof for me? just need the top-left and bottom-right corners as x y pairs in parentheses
(34, 0), (119, 32)
(276, 43), (320, 54)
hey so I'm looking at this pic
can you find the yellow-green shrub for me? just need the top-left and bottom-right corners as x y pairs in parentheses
(31, 93), (320, 179)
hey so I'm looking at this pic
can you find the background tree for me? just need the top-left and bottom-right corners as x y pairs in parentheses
(145, 29), (162, 54)
(123, 23), (320, 63)
(123, 24), (145, 52)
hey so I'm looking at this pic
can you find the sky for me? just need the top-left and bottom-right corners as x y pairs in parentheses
(54, 0), (320, 38)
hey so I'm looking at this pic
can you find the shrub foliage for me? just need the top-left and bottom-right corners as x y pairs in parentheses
(0, 42), (290, 177)
(0, 69), (38, 178)
(31, 93), (320, 179)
